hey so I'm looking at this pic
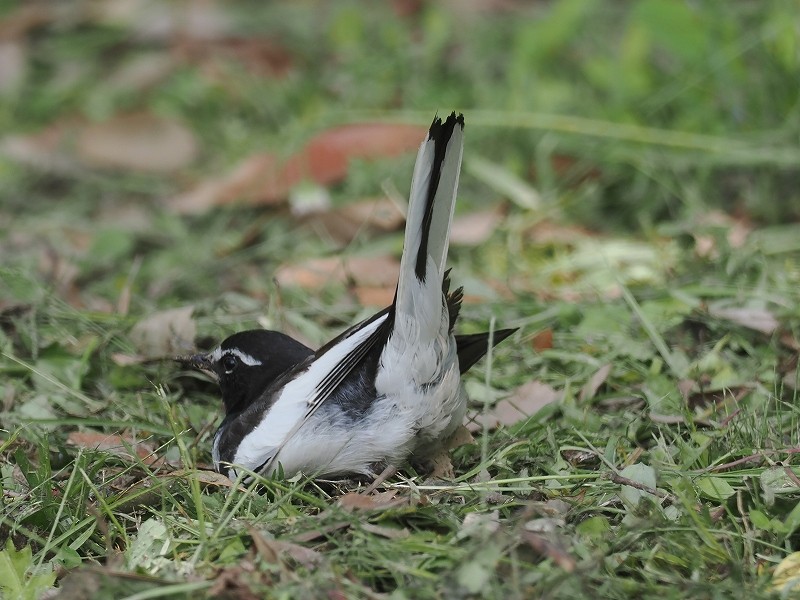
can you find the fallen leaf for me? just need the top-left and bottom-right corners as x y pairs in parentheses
(427, 449), (456, 480)
(129, 305), (196, 358)
(92, 0), (232, 41)
(167, 469), (244, 490)
(530, 328), (553, 351)
(445, 424), (475, 450)
(578, 364), (612, 401)
(177, 36), (293, 79)
(708, 306), (779, 335)
(352, 286), (396, 307)
(450, 208), (504, 246)
(360, 523), (410, 540)
(1, 119), (84, 175)
(76, 112), (197, 172)
(0, 40), (26, 95)
(67, 431), (157, 464)
(301, 197), (405, 245)
(168, 122), (427, 214)
(167, 153), (282, 213)
(525, 220), (595, 246)
(459, 511), (501, 539)
(290, 522), (351, 543)
(105, 52), (177, 93)
(467, 380), (560, 432)
(338, 490), (405, 511)
(275, 255), (400, 292)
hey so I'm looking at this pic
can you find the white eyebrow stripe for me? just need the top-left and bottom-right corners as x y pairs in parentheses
(222, 348), (263, 366)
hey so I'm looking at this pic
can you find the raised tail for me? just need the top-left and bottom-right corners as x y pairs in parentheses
(394, 113), (465, 330)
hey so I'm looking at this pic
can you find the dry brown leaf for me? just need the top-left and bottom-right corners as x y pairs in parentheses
(526, 220), (594, 246)
(168, 469), (244, 490)
(1, 119), (84, 175)
(531, 328), (553, 351)
(450, 208), (503, 246)
(709, 306), (779, 335)
(301, 197), (405, 245)
(67, 431), (157, 464)
(92, 0), (232, 42)
(105, 52), (177, 93)
(291, 522), (351, 543)
(129, 305), (196, 358)
(467, 380), (560, 432)
(360, 523), (410, 540)
(352, 287), (396, 307)
(176, 37), (293, 79)
(168, 122), (427, 214)
(168, 152), (282, 213)
(445, 424), (475, 450)
(338, 490), (404, 511)
(427, 449), (456, 480)
(0, 40), (26, 95)
(578, 364), (612, 402)
(275, 255), (400, 292)
(76, 112), (197, 172)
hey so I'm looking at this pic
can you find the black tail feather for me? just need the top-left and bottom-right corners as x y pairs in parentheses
(455, 328), (517, 374)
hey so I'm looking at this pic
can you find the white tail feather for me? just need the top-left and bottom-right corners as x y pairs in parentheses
(395, 115), (464, 324)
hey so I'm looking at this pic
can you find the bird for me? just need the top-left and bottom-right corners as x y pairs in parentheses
(183, 113), (516, 482)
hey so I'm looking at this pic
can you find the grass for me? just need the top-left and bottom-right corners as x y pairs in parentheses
(2, 1), (800, 598)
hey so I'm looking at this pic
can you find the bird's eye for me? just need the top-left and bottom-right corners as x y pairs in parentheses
(221, 355), (238, 374)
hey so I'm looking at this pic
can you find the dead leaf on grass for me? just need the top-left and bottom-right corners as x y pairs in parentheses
(177, 36), (294, 79)
(301, 197), (405, 245)
(290, 522), (351, 543)
(578, 364), (612, 402)
(0, 40), (26, 95)
(708, 306), (779, 335)
(466, 380), (560, 432)
(361, 523), (410, 540)
(168, 122), (427, 214)
(450, 207), (504, 246)
(76, 112), (197, 172)
(275, 255), (400, 293)
(67, 431), (158, 464)
(338, 490), (405, 511)
(1, 119), (85, 175)
(129, 305), (196, 358)
(530, 328), (553, 351)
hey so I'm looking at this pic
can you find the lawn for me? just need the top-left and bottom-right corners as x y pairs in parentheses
(2, 1), (800, 598)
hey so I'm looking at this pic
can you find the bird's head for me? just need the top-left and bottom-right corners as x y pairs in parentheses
(181, 329), (314, 415)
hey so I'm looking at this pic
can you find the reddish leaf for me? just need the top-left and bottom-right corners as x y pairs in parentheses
(168, 122), (427, 213)
(531, 328), (553, 351)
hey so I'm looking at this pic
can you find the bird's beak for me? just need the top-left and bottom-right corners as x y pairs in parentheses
(176, 353), (214, 373)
